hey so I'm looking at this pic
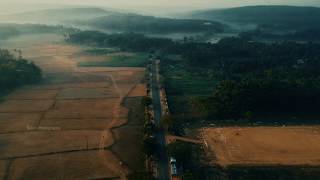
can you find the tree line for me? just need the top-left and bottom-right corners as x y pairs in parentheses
(0, 49), (42, 95)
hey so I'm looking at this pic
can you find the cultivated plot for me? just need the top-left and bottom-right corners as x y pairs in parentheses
(203, 126), (320, 166)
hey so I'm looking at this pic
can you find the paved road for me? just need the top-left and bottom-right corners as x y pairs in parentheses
(151, 60), (170, 180)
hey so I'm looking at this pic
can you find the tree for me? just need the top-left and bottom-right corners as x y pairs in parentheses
(142, 96), (152, 107)
(143, 136), (157, 157)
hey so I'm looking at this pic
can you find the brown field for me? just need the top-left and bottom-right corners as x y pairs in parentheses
(0, 161), (8, 180)
(128, 84), (147, 97)
(5, 89), (59, 100)
(0, 34), (146, 179)
(0, 130), (113, 159)
(7, 151), (120, 180)
(0, 113), (41, 133)
(0, 100), (55, 113)
(203, 126), (320, 166)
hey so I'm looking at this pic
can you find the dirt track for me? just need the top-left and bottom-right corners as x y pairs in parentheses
(0, 34), (146, 179)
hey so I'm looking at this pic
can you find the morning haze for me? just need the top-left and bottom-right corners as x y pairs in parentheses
(1, 0), (320, 180)
(1, 0), (320, 14)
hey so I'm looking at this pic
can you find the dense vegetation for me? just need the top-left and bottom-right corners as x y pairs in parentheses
(0, 49), (42, 95)
(67, 30), (320, 123)
(66, 31), (175, 52)
(240, 28), (320, 42)
(163, 38), (320, 121)
(78, 14), (225, 34)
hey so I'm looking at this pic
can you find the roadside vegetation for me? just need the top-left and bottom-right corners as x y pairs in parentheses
(0, 49), (42, 95)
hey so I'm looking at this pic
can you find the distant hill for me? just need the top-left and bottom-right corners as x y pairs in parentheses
(0, 8), (226, 34)
(77, 14), (225, 34)
(0, 7), (114, 24)
(187, 6), (320, 30)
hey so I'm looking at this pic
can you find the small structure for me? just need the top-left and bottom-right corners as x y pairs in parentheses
(170, 157), (178, 176)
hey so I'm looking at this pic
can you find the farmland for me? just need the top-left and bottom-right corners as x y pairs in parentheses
(203, 126), (320, 166)
(0, 34), (146, 179)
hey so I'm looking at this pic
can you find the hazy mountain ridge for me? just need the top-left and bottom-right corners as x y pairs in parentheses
(186, 5), (320, 30)
(77, 13), (226, 33)
(0, 7), (226, 34)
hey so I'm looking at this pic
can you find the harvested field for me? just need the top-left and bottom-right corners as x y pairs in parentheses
(0, 161), (8, 180)
(0, 130), (113, 159)
(5, 89), (59, 100)
(0, 100), (54, 113)
(0, 34), (147, 179)
(203, 126), (320, 166)
(40, 118), (113, 130)
(0, 113), (41, 133)
(44, 99), (119, 119)
(8, 151), (119, 180)
(57, 87), (119, 99)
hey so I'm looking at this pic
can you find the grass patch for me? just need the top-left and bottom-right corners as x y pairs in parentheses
(83, 48), (119, 55)
(79, 53), (148, 67)
(161, 59), (217, 115)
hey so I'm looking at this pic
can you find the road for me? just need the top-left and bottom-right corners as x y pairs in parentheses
(151, 60), (170, 180)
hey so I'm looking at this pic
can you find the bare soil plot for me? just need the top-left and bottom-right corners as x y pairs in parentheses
(0, 130), (113, 159)
(7, 150), (119, 180)
(0, 100), (54, 113)
(0, 113), (41, 133)
(203, 126), (320, 166)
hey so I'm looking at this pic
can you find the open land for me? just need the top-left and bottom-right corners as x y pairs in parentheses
(203, 126), (320, 167)
(0, 34), (147, 179)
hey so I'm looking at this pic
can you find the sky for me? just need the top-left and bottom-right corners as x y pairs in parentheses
(0, 0), (320, 15)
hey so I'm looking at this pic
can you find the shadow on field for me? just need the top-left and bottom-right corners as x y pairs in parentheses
(110, 97), (145, 172)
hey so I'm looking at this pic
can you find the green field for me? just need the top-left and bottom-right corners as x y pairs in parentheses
(83, 48), (119, 55)
(79, 53), (148, 67)
(161, 58), (217, 115)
